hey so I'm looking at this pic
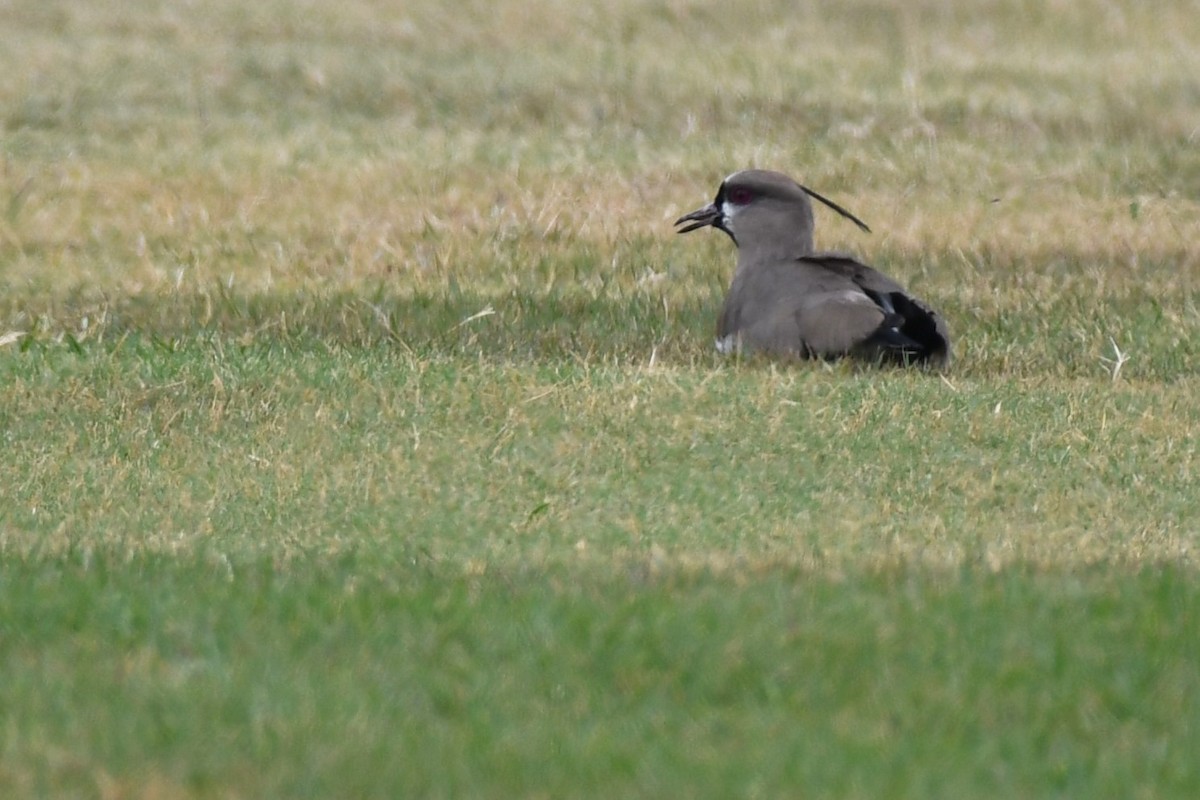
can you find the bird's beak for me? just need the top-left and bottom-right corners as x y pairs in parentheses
(674, 202), (722, 234)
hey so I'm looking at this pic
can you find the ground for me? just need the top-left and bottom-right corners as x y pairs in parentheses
(2, 0), (1199, 796)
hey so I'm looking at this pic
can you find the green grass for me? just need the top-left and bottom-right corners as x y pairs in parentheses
(4, 559), (1198, 797)
(3, 0), (1200, 796)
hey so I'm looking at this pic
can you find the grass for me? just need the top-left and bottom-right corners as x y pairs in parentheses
(2, 0), (1200, 796)
(5, 560), (1199, 797)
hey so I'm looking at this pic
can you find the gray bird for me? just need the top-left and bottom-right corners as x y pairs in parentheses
(675, 169), (950, 366)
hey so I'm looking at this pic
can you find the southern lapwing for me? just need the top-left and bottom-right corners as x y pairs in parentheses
(675, 169), (950, 366)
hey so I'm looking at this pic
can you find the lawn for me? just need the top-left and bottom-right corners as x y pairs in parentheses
(2, 0), (1199, 796)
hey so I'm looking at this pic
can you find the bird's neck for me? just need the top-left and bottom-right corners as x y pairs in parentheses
(733, 235), (813, 274)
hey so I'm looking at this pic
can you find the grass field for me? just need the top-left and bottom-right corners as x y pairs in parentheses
(3, 0), (1200, 796)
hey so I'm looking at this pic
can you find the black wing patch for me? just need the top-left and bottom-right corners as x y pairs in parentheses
(861, 289), (949, 364)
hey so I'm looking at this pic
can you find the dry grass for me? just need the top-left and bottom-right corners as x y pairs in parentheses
(3, 0), (1198, 294)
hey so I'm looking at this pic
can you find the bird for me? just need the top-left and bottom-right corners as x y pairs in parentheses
(675, 169), (950, 366)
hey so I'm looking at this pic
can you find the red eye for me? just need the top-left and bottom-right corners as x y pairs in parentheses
(727, 187), (754, 205)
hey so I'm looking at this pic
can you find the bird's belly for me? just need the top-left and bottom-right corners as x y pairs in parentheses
(715, 334), (739, 355)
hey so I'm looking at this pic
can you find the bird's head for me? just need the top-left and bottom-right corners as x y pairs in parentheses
(675, 169), (870, 257)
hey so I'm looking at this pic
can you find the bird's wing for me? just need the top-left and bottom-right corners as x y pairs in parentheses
(732, 261), (888, 357)
(797, 252), (905, 294)
(797, 253), (952, 364)
(789, 289), (890, 356)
